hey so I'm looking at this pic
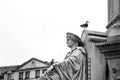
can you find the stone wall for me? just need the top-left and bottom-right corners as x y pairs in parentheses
(81, 30), (107, 80)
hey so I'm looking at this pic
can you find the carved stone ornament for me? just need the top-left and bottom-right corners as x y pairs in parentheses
(112, 59), (120, 80)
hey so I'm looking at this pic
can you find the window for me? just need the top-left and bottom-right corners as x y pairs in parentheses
(25, 71), (30, 79)
(19, 72), (23, 80)
(8, 74), (11, 80)
(35, 70), (40, 78)
(42, 69), (47, 74)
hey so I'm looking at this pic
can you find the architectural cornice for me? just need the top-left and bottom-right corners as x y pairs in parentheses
(16, 66), (49, 72)
(89, 36), (107, 42)
(81, 30), (107, 43)
(96, 40), (120, 57)
(81, 30), (107, 38)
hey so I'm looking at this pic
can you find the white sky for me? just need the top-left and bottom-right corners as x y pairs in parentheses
(0, 0), (107, 66)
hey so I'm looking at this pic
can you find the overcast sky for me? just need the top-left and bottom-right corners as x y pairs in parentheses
(0, 0), (107, 66)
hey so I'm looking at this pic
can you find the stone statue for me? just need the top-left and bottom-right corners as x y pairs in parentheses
(39, 32), (87, 80)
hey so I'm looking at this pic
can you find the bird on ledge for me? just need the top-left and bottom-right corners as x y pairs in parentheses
(80, 21), (89, 28)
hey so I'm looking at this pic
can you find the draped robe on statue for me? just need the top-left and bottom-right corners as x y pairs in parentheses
(40, 47), (87, 80)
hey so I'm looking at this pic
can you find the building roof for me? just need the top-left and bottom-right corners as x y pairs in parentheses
(0, 57), (50, 74)
(19, 57), (50, 68)
(0, 65), (20, 74)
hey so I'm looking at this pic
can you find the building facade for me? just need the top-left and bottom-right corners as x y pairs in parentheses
(0, 58), (50, 80)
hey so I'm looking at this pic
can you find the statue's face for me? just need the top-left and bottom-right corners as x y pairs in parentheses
(66, 37), (75, 48)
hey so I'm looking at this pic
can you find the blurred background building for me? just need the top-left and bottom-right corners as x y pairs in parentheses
(0, 58), (50, 80)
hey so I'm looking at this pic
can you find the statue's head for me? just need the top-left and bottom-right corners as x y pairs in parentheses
(66, 32), (83, 48)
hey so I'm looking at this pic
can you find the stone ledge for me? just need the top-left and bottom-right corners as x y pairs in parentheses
(96, 41), (120, 57)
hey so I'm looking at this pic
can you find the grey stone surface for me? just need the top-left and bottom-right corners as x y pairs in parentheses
(81, 30), (107, 80)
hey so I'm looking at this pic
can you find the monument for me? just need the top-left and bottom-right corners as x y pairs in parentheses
(81, 0), (120, 80)
(97, 0), (120, 80)
(81, 30), (107, 80)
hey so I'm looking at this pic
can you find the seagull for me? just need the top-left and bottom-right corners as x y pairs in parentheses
(80, 21), (89, 28)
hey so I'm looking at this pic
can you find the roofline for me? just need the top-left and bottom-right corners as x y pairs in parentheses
(0, 65), (20, 69)
(17, 57), (50, 70)
(16, 66), (50, 72)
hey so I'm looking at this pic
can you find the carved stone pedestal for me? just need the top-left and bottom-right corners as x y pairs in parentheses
(97, 41), (120, 80)
(97, 23), (120, 80)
